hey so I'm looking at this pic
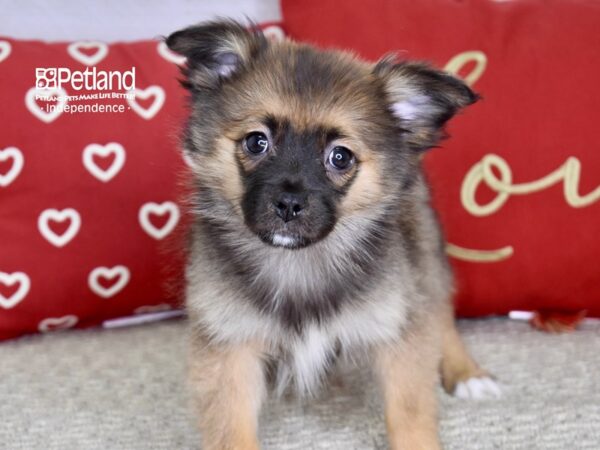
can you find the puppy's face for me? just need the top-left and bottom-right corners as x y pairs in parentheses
(168, 21), (476, 249)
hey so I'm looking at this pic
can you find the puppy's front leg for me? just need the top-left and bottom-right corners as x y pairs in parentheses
(188, 336), (266, 450)
(374, 323), (442, 450)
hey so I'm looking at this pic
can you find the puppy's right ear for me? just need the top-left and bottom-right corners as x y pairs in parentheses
(165, 20), (267, 90)
(374, 58), (479, 151)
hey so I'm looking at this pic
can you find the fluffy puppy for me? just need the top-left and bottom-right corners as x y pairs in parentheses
(166, 20), (500, 450)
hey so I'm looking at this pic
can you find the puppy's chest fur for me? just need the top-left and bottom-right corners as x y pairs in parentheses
(187, 225), (424, 396)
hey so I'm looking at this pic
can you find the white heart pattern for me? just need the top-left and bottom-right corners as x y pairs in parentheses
(182, 151), (197, 169)
(0, 147), (24, 187)
(0, 40), (11, 63)
(25, 87), (69, 123)
(126, 86), (165, 120)
(0, 271), (30, 309)
(262, 25), (285, 42)
(157, 41), (186, 66)
(38, 315), (78, 333)
(82, 142), (126, 182)
(67, 41), (108, 66)
(38, 208), (81, 247)
(134, 303), (172, 314)
(88, 266), (130, 298)
(138, 201), (180, 240)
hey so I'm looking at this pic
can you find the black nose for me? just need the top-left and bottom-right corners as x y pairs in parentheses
(273, 192), (306, 222)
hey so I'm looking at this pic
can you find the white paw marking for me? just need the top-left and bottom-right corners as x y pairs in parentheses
(454, 376), (502, 400)
(67, 41), (108, 66)
(82, 142), (126, 182)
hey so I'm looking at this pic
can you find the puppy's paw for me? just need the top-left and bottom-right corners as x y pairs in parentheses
(453, 376), (502, 400)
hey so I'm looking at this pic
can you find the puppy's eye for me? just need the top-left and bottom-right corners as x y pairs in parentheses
(327, 146), (354, 171)
(244, 132), (270, 155)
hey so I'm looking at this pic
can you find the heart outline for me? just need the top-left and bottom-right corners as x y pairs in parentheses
(25, 87), (69, 124)
(156, 41), (186, 65)
(38, 208), (81, 247)
(182, 151), (196, 169)
(0, 40), (11, 63)
(67, 41), (108, 66)
(262, 25), (285, 42)
(126, 86), (165, 120)
(0, 147), (24, 187)
(0, 271), (30, 309)
(138, 201), (180, 240)
(88, 266), (130, 298)
(82, 142), (126, 182)
(134, 303), (172, 314)
(38, 315), (78, 333)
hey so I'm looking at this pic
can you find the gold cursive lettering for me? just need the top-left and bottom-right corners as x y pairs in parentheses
(446, 243), (514, 263)
(461, 154), (600, 217)
(444, 51), (487, 86)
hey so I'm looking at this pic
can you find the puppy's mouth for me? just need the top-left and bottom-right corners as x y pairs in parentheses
(257, 230), (311, 249)
(242, 194), (337, 250)
(247, 208), (337, 250)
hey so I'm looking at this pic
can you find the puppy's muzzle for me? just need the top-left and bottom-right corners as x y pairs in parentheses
(273, 191), (307, 223)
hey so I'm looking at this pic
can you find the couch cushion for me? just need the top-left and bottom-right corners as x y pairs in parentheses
(281, 0), (600, 317)
(0, 24), (285, 340)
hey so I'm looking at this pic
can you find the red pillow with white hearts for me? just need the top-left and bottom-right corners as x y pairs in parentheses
(0, 24), (285, 340)
(280, 0), (600, 318)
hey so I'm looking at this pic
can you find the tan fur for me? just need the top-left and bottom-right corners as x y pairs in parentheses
(197, 136), (246, 217)
(374, 313), (442, 450)
(439, 306), (489, 393)
(188, 335), (266, 450)
(339, 157), (384, 214)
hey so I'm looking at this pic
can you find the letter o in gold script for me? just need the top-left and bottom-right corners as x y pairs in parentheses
(461, 154), (512, 217)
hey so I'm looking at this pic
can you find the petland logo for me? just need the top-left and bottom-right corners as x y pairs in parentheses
(35, 67), (136, 91)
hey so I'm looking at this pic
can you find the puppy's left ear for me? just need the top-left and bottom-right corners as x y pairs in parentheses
(165, 19), (267, 90)
(375, 59), (479, 151)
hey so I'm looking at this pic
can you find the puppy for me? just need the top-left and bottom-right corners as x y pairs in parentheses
(167, 20), (499, 450)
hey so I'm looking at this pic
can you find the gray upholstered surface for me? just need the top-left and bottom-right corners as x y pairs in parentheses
(0, 318), (599, 450)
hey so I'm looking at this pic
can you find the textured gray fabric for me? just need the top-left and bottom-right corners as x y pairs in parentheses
(0, 318), (598, 450)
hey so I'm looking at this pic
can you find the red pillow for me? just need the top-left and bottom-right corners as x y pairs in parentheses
(281, 0), (600, 317)
(0, 24), (285, 340)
